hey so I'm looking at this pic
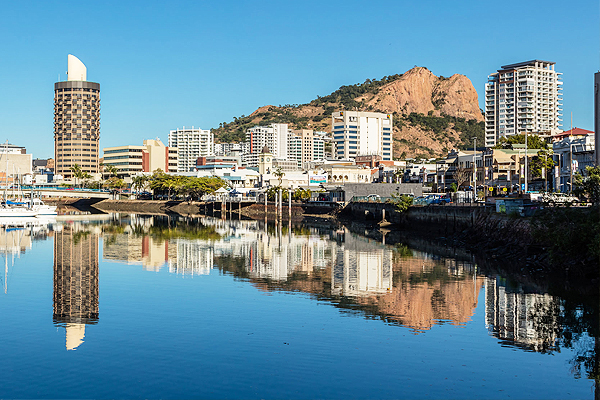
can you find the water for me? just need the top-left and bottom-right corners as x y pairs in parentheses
(0, 214), (597, 399)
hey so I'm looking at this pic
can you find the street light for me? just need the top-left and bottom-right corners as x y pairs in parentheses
(524, 131), (528, 193)
(472, 137), (477, 203)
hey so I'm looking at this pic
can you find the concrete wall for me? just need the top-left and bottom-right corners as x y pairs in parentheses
(345, 202), (532, 246)
(343, 183), (422, 199)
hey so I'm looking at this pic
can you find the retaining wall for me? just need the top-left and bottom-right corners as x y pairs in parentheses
(345, 202), (532, 247)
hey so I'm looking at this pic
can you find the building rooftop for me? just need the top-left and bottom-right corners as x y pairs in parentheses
(552, 127), (594, 140)
(500, 60), (556, 70)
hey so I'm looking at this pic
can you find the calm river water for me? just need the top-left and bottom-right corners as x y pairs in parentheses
(0, 213), (597, 399)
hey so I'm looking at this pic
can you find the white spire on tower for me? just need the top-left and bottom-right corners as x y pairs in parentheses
(67, 54), (87, 81)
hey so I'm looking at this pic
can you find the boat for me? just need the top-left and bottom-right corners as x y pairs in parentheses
(23, 198), (58, 216)
(0, 201), (37, 218)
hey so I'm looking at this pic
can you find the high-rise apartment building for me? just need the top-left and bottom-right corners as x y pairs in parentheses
(288, 129), (325, 168)
(244, 123), (289, 167)
(54, 55), (100, 179)
(485, 60), (563, 148)
(168, 127), (214, 172)
(331, 111), (393, 161)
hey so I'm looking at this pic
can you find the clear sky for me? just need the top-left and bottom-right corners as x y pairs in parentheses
(0, 0), (598, 158)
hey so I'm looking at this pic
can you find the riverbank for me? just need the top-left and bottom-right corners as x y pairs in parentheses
(339, 202), (599, 286)
(76, 199), (598, 284)
(88, 199), (340, 224)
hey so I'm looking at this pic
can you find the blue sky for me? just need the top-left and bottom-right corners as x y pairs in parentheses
(0, 0), (598, 158)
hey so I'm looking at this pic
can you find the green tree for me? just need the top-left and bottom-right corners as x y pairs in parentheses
(106, 177), (125, 191)
(148, 172), (226, 201)
(530, 149), (555, 179)
(266, 186), (289, 201)
(292, 188), (311, 201)
(573, 165), (600, 205)
(81, 172), (92, 188)
(387, 193), (413, 212)
(105, 164), (119, 177)
(69, 164), (85, 188)
(273, 167), (285, 186)
(132, 175), (150, 195)
(494, 133), (548, 150)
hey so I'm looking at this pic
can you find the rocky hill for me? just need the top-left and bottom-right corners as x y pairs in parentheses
(212, 67), (484, 159)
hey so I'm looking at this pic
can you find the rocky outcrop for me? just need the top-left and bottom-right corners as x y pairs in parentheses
(359, 67), (482, 121)
(213, 66), (483, 158)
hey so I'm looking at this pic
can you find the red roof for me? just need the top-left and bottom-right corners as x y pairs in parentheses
(552, 127), (594, 140)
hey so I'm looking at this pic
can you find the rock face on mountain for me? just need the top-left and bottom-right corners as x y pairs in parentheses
(212, 67), (484, 158)
(363, 67), (482, 121)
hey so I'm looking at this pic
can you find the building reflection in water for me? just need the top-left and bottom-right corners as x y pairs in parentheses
(101, 216), (482, 332)
(0, 218), (55, 294)
(485, 276), (560, 352)
(53, 223), (100, 351)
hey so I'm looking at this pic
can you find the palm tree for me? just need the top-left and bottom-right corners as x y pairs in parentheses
(104, 164), (119, 179)
(274, 167), (285, 186)
(132, 175), (149, 196)
(69, 164), (85, 188)
(82, 172), (92, 188)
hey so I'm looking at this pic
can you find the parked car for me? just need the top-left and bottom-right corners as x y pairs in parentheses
(366, 194), (381, 202)
(424, 194), (451, 205)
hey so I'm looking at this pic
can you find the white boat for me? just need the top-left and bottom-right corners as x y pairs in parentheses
(0, 202), (37, 218)
(24, 198), (58, 216)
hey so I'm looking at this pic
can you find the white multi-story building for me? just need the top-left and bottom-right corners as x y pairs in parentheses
(168, 127), (214, 172)
(244, 123), (289, 167)
(552, 128), (595, 192)
(214, 142), (249, 156)
(485, 60), (563, 148)
(288, 129), (326, 169)
(331, 111), (393, 161)
(102, 139), (178, 181)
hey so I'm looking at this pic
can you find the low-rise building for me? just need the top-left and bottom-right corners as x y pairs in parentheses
(103, 139), (178, 182)
(0, 144), (32, 186)
(322, 165), (374, 184)
(196, 154), (242, 168)
(552, 128), (595, 192)
(214, 142), (249, 156)
(196, 166), (259, 189)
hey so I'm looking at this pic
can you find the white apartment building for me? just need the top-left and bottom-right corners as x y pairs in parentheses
(331, 111), (393, 161)
(168, 127), (214, 172)
(288, 129), (325, 168)
(485, 60), (563, 148)
(244, 123), (289, 167)
(214, 142), (249, 156)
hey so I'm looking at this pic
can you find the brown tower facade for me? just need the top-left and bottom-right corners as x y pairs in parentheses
(54, 55), (100, 179)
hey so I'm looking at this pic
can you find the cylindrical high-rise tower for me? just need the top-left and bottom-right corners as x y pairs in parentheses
(54, 54), (100, 179)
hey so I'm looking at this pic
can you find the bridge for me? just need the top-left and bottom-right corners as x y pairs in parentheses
(26, 188), (112, 199)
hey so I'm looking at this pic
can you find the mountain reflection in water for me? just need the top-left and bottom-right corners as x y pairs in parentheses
(98, 214), (600, 385)
(1, 213), (596, 393)
(101, 215), (483, 332)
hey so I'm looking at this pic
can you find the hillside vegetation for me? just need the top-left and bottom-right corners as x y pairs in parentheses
(211, 67), (484, 159)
